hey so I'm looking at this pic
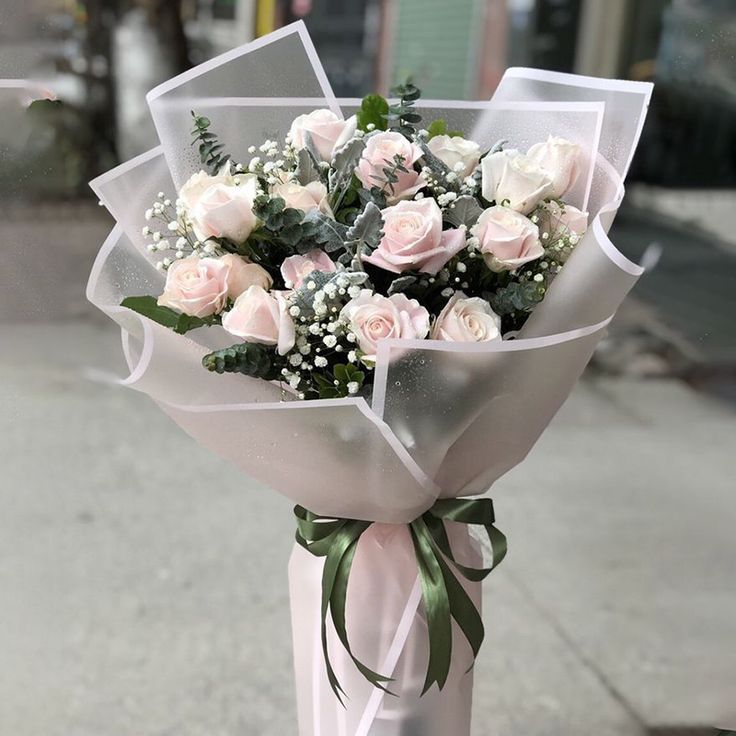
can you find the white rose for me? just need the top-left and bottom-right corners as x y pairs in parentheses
(178, 162), (248, 210)
(538, 201), (589, 240)
(221, 285), (295, 355)
(471, 205), (544, 272)
(190, 176), (259, 244)
(431, 293), (502, 342)
(427, 135), (481, 177)
(481, 149), (553, 214)
(219, 254), (273, 299)
(288, 109), (357, 161)
(270, 180), (331, 216)
(527, 136), (582, 198)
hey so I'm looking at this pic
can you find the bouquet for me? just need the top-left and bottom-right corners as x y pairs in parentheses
(87, 22), (652, 736)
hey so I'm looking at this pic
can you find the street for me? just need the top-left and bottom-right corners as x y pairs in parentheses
(1, 203), (735, 735)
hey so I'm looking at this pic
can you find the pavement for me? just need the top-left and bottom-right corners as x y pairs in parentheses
(1, 205), (735, 735)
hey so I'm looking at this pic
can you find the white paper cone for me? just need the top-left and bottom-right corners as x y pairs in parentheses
(289, 522), (481, 736)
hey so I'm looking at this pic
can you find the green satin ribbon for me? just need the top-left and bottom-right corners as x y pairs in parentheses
(294, 498), (507, 702)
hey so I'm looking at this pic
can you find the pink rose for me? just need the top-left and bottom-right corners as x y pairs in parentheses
(363, 198), (466, 275)
(221, 285), (295, 355)
(271, 180), (331, 215)
(288, 109), (357, 161)
(280, 249), (336, 289)
(471, 205), (543, 272)
(157, 256), (229, 318)
(220, 254), (273, 299)
(355, 132), (425, 203)
(539, 201), (588, 239)
(431, 293), (501, 342)
(190, 177), (259, 244)
(340, 290), (430, 362)
(527, 136), (582, 198)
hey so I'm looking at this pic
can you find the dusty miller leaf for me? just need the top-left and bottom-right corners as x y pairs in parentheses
(329, 137), (366, 208)
(443, 195), (484, 229)
(302, 210), (349, 252)
(345, 201), (383, 253)
(387, 275), (417, 296)
(294, 147), (321, 185)
(418, 139), (451, 178)
(489, 139), (507, 154)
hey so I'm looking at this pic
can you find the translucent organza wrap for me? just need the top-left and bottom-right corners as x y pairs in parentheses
(86, 22), (652, 736)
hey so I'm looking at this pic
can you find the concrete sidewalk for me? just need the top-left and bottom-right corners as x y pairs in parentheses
(2, 321), (734, 736)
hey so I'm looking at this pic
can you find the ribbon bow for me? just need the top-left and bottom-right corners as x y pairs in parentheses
(294, 498), (507, 703)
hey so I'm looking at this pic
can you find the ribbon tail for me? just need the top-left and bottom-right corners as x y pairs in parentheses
(329, 525), (395, 695)
(410, 518), (453, 694)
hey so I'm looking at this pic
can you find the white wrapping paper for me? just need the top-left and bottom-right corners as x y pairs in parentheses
(86, 22), (653, 735)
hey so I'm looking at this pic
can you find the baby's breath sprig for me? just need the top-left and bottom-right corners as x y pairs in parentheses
(280, 274), (369, 399)
(143, 192), (208, 270)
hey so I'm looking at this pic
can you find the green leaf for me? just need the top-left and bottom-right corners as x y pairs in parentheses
(333, 364), (349, 383)
(356, 94), (389, 132)
(190, 111), (230, 173)
(201, 342), (279, 380)
(426, 119), (447, 139)
(387, 80), (423, 136)
(121, 295), (216, 335)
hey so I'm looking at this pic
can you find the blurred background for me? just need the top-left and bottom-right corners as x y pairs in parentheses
(1, 1), (735, 735)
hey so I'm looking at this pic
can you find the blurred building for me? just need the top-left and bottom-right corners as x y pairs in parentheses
(8, 0), (736, 189)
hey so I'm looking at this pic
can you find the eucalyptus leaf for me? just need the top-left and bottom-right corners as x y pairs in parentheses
(201, 342), (278, 380)
(443, 195), (484, 229)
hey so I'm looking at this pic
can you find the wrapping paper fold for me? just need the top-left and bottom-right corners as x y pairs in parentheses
(86, 21), (653, 733)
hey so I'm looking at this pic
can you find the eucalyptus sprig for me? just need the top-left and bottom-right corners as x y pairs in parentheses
(386, 80), (422, 137)
(190, 112), (230, 174)
(371, 153), (409, 196)
(202, 342), (281, 380)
